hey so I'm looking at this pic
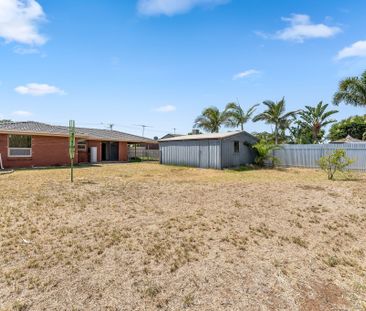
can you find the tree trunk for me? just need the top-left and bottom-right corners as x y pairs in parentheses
(313, 128), (318, 144)
(274, 124), (278, 145)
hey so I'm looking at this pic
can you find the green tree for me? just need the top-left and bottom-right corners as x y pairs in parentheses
(252, 139), (280, 167)
(318, 149), (354, 180)
(251, 131), (275, 144)
(194, 106), (227, 133)
(0, 119), (12, 124)
(333, 70), (366, 107)
(329, 115), (366, 141)
(297, 101), (338, 143)
(287, 121), (314, 144)
(253, 98), (298, 144)
(224, 102), (259, 131)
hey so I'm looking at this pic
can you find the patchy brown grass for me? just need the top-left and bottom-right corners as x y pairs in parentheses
(1, 163), (366, 310)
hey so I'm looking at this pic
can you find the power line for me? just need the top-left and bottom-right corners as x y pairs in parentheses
(134, 124), (152, 137)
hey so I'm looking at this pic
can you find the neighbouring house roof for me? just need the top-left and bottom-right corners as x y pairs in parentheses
(160, 133), (184, 140)
(0, 121), (156, 144)
(331, 135), (365, 144)
(159, 131), (257, 142)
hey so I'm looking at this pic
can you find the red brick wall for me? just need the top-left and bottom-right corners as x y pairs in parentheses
(77, 151), (88, 163)
(0, 134), (132, 168)
(0, 134), (78, 168)
(119, 142), (128, 161)
(77, 139), (89, 163)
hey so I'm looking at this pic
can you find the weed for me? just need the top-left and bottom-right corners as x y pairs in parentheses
(183, 293), (194, 308)
(324, 256), (340, 267)
(292, 236), (308, 248)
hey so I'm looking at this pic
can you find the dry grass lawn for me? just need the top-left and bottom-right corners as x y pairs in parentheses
(1, 163), (366, 310)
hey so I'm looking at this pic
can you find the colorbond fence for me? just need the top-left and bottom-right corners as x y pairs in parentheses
(273, 143), (366, 171)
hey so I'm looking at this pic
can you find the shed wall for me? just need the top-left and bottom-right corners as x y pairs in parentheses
(160, 140), (221, 169)
(221, 132), (256, 168)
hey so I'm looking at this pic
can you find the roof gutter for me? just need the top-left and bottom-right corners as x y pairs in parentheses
(0, 130), (88, 139)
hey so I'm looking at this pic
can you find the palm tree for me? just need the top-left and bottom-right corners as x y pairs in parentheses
(224, 102), (259, 131)
(253, 98), (298, 144)
(297, 101), (338, 143)
(333, 70), (366, 107)
(194, 106), (227, 133)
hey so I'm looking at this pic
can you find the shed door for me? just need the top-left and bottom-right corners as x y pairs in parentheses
(199, 140), (210, 168)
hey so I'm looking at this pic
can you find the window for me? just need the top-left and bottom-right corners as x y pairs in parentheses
(234, 141), (240, 153)
(78, 140), (87, 152)
(8, 135), (32, 157)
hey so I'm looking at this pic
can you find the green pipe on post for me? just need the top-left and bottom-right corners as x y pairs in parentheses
(69, 120), (76, 183)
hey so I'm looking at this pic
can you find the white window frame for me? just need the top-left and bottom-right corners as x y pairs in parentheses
(77, 140), (87, 152)
(8, 135), (32, 158)
(8, 148), (32, 157)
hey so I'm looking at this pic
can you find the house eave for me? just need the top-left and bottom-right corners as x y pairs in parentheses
(0, 129), (88, 139)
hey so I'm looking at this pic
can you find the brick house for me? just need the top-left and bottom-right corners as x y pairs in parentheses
(0, 121), (157, 169)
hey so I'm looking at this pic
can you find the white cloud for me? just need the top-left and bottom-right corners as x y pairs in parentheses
(155, 105), (176, 112)
(336, 40), (366, 60)
(137, 0), (229, 16)
(0, 0), (46, 45)
(13, 110), (32, 117)
(233, 69), (260, 80)
(274, 14), (341, 43)
(15, 83), (65, 96)
(13, 45), (39, 54)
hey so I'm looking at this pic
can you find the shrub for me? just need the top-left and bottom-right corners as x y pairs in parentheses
(318, 149), (354, 180)
(129, 157), (142, 162)
(253, 140), (280, 167)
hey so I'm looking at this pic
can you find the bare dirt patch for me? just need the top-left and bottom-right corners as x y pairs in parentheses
(1, 163), (366, 310)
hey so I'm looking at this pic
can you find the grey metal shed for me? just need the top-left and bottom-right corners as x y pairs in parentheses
(159, 131), (258, 169)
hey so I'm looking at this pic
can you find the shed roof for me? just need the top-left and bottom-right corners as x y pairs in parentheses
(159, 131), (256, 142)
(0, 121), (156, 144)
(160, 133), (184, 140)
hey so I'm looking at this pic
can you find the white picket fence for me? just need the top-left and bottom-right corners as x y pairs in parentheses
(273, 143), (366, 171)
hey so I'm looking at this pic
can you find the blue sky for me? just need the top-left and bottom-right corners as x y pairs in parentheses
(1, 0), (366, 138)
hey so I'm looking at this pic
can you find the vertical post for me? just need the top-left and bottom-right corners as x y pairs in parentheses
(0, 153), (3, 170)
(69, 120), (76, 183)
(134, 144), (137, 159)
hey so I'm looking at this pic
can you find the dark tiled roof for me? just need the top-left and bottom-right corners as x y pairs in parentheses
(0, 121), (71, 136)
(0, 121), (156, 143)
(74, 126), (156, 143)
